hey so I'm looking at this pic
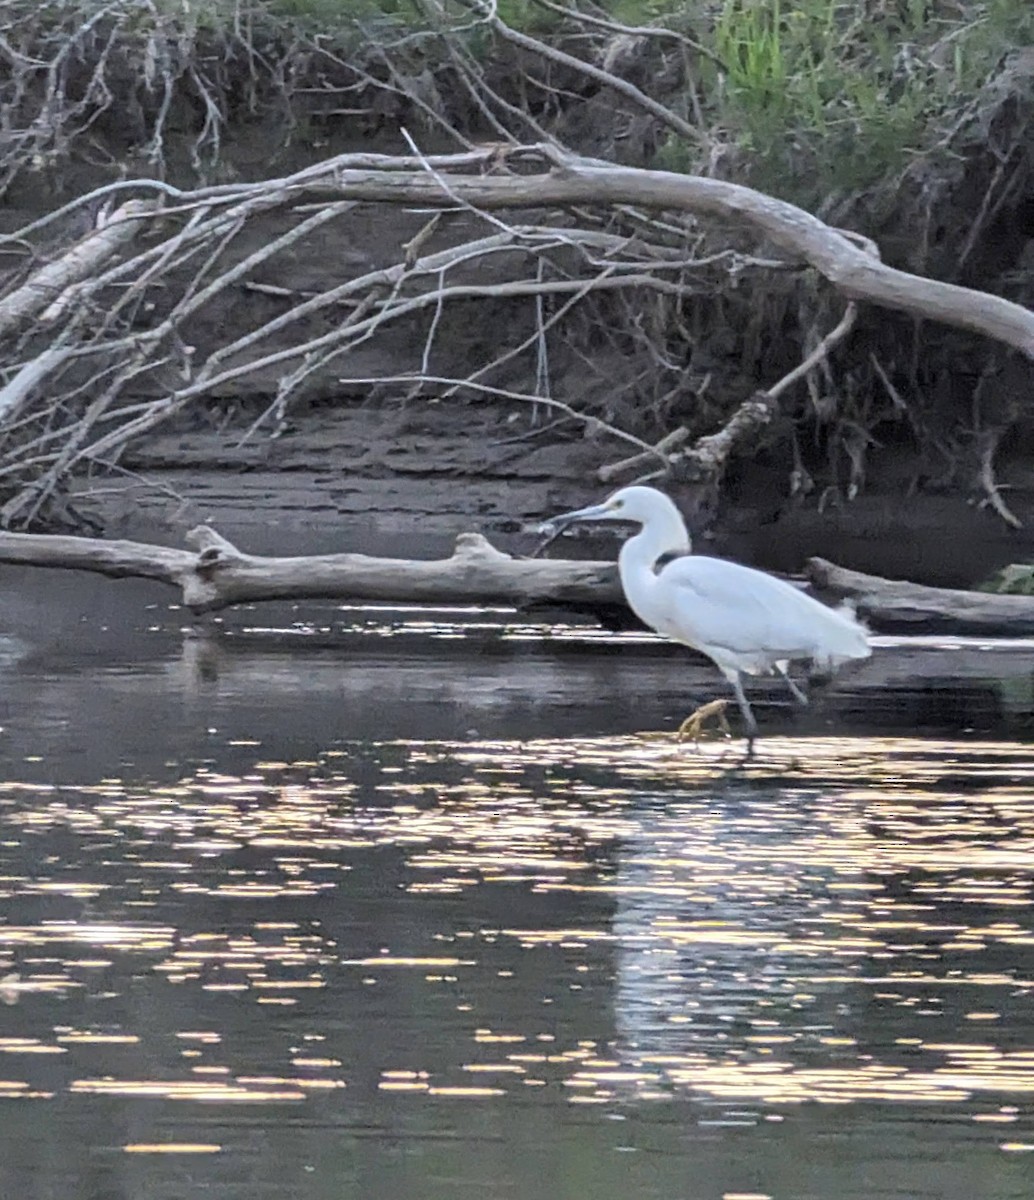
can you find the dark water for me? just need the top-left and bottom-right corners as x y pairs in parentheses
(1, 573), (1033, 1199)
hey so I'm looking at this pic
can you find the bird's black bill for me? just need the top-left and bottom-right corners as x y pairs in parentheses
(530, 500), (617, 558)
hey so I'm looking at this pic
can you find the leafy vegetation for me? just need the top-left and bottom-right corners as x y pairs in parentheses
(7, 0), (1032, 201)
(691, 0), (1034, 199)
(981, 564), (1034, 595)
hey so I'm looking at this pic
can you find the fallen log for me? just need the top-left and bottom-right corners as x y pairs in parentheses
(0, 525), (622, 615)
(2, 524), (1033, 633)
(807, 558), (1034, 636)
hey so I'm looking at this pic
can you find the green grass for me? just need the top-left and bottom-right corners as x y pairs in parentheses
(698, 0), (1034, 199)
(980, 564), (1034, 595)
(7, 0), (1034, 202)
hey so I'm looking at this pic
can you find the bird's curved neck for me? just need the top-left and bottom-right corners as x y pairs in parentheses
(618, 505), (691, 595)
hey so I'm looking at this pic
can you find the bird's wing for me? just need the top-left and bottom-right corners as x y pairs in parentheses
(656, 556), (824, 659)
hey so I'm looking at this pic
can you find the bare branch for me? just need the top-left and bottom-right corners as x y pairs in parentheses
(69, 272), (701, 468)
(975, 428), (1022, 530)
(672, 302), (859, 481)
(529, 0), (726, 70)
(473, 4), (710, 151)
(301, 151), (1034, 356)
(768, 303), (858, 401)
(331, 373), (656, 455)
(0, 200), (156, 338)
(598, 426), (688, 483)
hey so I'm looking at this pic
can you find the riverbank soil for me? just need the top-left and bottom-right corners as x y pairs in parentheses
(74, 393), (1034, 589)
(1, 3), (1033, 586)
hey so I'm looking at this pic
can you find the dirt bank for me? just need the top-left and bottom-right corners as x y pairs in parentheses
(65, 393), (1034, 590)
(2, 2), (1034, 583)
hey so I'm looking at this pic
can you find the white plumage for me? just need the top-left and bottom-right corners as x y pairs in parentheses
(545, 485), (871, 749)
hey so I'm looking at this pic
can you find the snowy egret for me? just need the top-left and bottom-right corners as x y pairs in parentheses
(542, 485), (871, 751)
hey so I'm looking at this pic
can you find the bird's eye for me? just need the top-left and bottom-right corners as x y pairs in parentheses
(613, 499), (624, 509)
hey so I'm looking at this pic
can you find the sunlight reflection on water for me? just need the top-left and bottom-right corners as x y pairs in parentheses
(4, 576), (1034, 1200)
(1, 733), (1033, 1129)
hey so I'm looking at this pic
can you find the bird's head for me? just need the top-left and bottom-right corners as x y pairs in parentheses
(538, 485), (677, 533)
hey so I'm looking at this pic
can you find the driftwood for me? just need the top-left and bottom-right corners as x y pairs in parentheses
(0, 526), (622, 615)
(807, 558), (1034, 635)
(1, 524), (1034, 635)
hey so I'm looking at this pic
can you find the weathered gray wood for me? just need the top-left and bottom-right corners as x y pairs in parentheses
(2, 523), (1033, 634)
(0, 528), (195, 581)
(807, 557), (1034, 634)
(0, 525), (622, 614)
(182, 527), (623, 612)
(0, 349), (73, 425)
(0, 200), (156, 338)
(308, 157), (1034, 357)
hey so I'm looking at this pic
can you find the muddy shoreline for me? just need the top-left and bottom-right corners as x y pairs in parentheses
(68, 395), (1034, 590)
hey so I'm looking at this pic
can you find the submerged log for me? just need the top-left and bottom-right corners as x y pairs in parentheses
(1, 525), (1033, 634)
(807, 558), (1034, 635)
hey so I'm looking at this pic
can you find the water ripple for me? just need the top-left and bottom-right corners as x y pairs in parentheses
(0, 733), (1032, 1172)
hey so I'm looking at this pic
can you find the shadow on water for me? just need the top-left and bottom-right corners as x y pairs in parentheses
(0, 572), (1033, 1199)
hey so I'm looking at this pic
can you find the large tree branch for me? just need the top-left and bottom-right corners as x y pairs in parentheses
(6, 151), (1032, 363)
(301, 149), (1034, 356)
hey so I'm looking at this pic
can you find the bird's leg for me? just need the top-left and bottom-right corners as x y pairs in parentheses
(676, 698), (732, 746)
(775, 662), (809, 707)
(729, 671), (759, 756)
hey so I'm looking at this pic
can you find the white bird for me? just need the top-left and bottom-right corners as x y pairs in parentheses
(543, 485), (871, 751)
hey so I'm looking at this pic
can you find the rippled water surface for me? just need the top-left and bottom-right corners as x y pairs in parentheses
(1, 579), (1033, 1199)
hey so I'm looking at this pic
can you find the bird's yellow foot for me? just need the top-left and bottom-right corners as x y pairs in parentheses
(676, 698), (732, 745)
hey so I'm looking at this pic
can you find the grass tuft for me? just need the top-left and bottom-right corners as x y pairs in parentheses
(701, 0), (1034, 199)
